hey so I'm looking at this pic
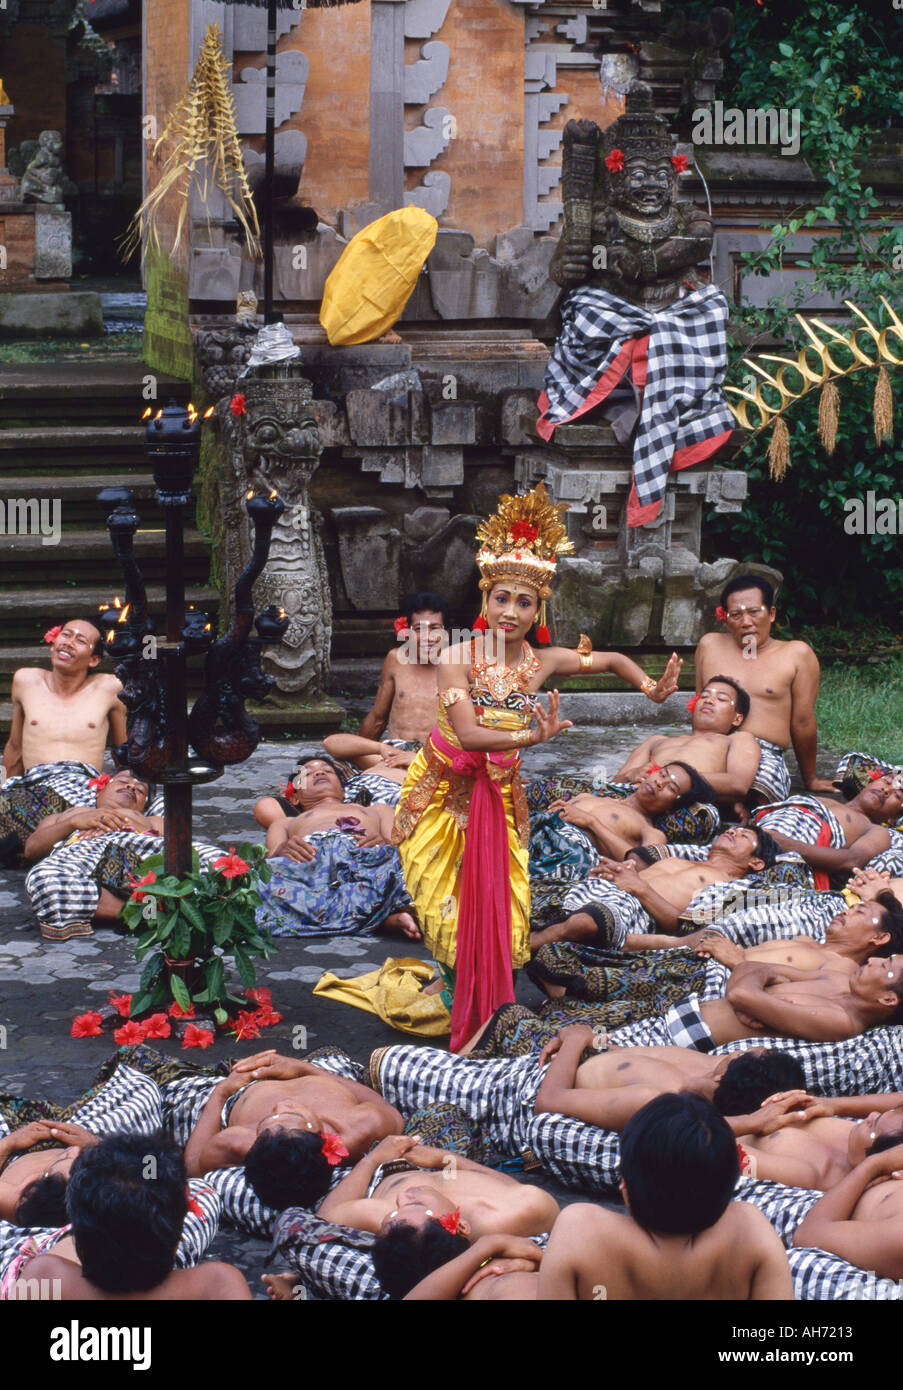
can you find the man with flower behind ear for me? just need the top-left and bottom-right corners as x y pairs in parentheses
(183, 1048), (405, 1214)
(0, 618), (126, 866)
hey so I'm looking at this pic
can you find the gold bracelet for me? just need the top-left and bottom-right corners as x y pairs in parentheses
(576, 633), (593, 671)
(511, 728), (532, 747)
(640, 676), (657, 698)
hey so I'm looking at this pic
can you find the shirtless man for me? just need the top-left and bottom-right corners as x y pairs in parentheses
(792, 1136), (903, 1279)
(537, 1093), (793, 1300)
(758, 773), (903, 874)
(0, 1120), (97, 1224)
(694, 573), (833, 802)
(734, 1092), (903, 1190)
(545, 762), (717, 860)
(3, 618), (126, 777)
(23, 768), (157, 864)
(615, 675), (761, 810)
(849, 864), (903, 910)
(183, 1048), (404, 1213)
(530, 824), (778, 951)
(358, 591), (449, 746)
(10, 1132), (250, 1302)
(264, 756), (397, 861)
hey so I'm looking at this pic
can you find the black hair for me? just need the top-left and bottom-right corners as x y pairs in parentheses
(867, 1122), (903, 1158)
(15, 1172), (69, 1227)
(866, 892), (903, 957)
(66, 1131), (187, 1293)
(619, 1093), (739, 1236)
(372, 1219), (470, 1299)
(243, 1129), (334, 1212)
(719, 573), (775, 611)
(712, 1051), (806, 1117)
(702, 674), (751, 722)
(664, 761), (718, 810)
(734, 824), (779, 871)
(402, 591), (450, 629)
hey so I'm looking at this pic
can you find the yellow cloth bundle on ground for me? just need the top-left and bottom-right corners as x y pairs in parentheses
(313, 955), (450, 1036)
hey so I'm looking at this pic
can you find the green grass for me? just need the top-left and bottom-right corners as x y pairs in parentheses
(0, 330), (143, 363)
(817, 655), (903, 764)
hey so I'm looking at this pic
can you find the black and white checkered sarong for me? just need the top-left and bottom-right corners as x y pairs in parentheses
(538, 283), (734, 522)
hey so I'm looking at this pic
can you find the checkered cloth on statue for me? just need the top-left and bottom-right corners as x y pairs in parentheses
(24, 828), (223, 941)
(536, 283), (734, 525)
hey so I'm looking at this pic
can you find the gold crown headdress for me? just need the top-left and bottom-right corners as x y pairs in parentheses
(473, 481), (574, 640)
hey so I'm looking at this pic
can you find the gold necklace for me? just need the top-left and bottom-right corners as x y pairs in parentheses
(473, 639), (541, 702)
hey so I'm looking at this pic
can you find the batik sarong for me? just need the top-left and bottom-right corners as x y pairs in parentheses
(256, 827), (413, 939)
(752, 739), (791, 802)
(0, 760), (98, 864)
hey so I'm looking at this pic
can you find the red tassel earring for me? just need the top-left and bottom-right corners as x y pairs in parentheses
(535, 599), (550, 645)
(472, 615), (488, 632)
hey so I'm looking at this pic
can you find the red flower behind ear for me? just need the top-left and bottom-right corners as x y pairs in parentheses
(605, 148), (625, 172)
(686, 696), (699, 713)
(88, 773), (112, 791)
(393, 615), (409, 634)
(867, 769), (885, 782)
(44, 625), (62, 644)
(647, 762), (663, 773)
(715, 606), (728, 623)
(279, 782), (295, 799)
(438, 1207), (462, 1235)
(321, 1132), (350, 1166)
(672, 153), (689, 172)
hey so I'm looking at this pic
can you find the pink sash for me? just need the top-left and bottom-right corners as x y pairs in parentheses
(429, 727), (519, 1051)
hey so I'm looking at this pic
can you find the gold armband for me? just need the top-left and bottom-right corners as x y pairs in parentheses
(640, 676), (657, 698)
(439, 687), (469, 708)
(576, 633), (593, 671)
(510, 728), (533, 747)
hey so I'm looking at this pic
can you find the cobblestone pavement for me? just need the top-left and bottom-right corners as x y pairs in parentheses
(0, 723), (837, 1295)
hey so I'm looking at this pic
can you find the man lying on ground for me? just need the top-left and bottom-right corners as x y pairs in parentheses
(1, 1133), (249, 1301)
(542, 761), (716, 861)
(183, 1048), (404, 1213)
(0, 618), (127, 866)
(258, 755), (420, 939)
(358, 590), (448, 746)
(694, 572), (833, 802)
(537, 1093), (793, 1300)
(530, 825), (780, 952)
(0, 1121), (97, 1225)
(755, 774), (903, 881)
(791, 1134), (903, 1279)
(615, 675), (760, 812)
(24, 770), (221, 941)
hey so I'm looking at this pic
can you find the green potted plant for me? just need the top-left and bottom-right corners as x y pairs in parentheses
(119, 843), (275, 1026)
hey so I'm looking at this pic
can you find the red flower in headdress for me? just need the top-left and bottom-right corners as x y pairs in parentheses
(88, 773), (112, 791)
(438, 1207), (462, 1235)
(715, 606), (728, 623)
(605, 148), (625, 173)
(230, 393), (246, 417)
(686, 696), (699, 714)
(108, 991), (132, 1018)
(672, 153), (689, 172)
(71, 1011), (104, 1038)
(393, 615), (410, 634)
(114, 1020), (146, 1046)
(44, 625), (62, 644)
(182, 1025), (214, 1050)
(321, 1132), (350, 1166)
(510, 520), (539, 545)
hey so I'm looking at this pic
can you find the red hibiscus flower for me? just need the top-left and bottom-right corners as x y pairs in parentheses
(88, 773), (112, 791)
(108, 991), (132, 1018)
(44, 624), (62, 644)
(867, 769), (886, 782)
(393, 615), (409, 633)
(114, 1020), (146, 1046)
(182, 1025), (215, 1050)
(231, 1011), (262, 1042)
(714, 606), (728, 623)
(438, 1207), (462, 1235)
(510, 520), (539, 545)
(672, 153), (689, 172)
(71, 1011), (104, 1038)
(278, 782), (295, 799)
(187, 1195), (206, 1220)
(254, 1005), (283, 1029)
(213, 849), (250, 880)
(647, 762), (663, 773)
(128, 869), (156, 903)
(143, 1013), (172, 1039)
(230, 393), (246, 417)
(686, 695), (699, 713)
(320, 1132), (350, 1166)
(605, 147), (625, 173)
(246, 987), (273, 1007)
(168, 1000), (195, 1018)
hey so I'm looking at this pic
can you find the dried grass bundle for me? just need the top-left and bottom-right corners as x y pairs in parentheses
(121, 23), (260, 262)
(874, 365), (894, 445)
(767, 416), (790, 480)
(817, 379), (839, 455)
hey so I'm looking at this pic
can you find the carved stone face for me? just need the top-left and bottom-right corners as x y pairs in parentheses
(242, 384), (321, 494)
(610, 155), (674, 219)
